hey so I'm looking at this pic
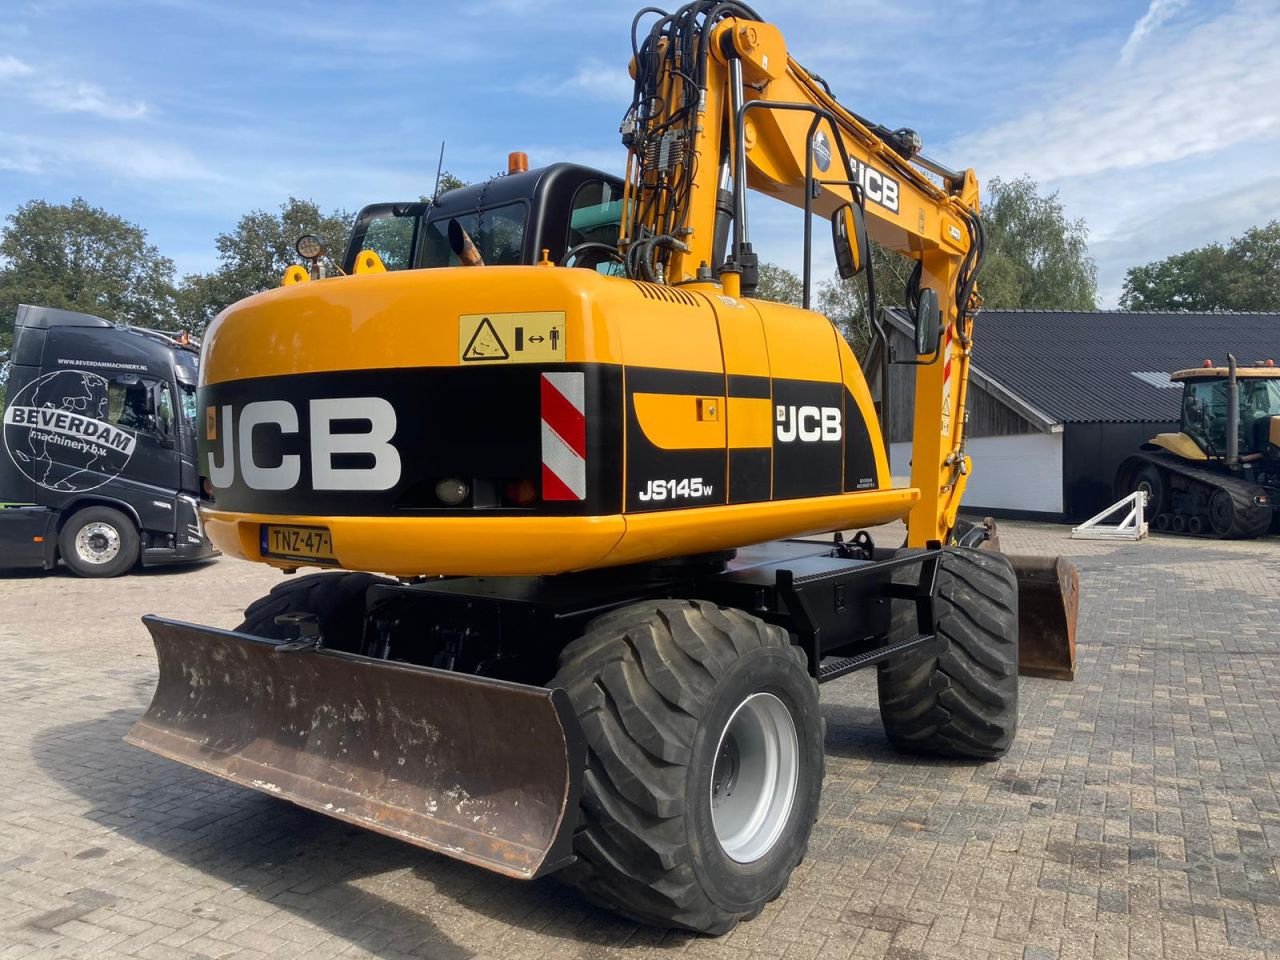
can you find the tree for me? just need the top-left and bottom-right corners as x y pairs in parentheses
(754, 262), (805, 306)
(978, 176), (1097, 310)
(1119, 222), (1280, 311)
(176, 198), (352, 333)
(0, 198), (178, 409)
(815, 244), (914, 356)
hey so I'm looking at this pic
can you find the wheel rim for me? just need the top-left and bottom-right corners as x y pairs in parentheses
(710, 692), (799, 863)
(75, 522), (121, 564)
(1136, 478), (1158, 513)
(1209, 490), (1233, 535)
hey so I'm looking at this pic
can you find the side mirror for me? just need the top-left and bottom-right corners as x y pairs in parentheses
(831, 203), (869, 280)
(914, 287), (941, 356)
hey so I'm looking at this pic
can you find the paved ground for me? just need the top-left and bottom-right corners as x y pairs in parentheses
(3, 523), (1280, 960)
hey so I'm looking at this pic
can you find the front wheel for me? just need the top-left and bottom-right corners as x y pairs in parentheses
(553, 600), (823, 934)
(59, 505), (140, 578)
(878, 547), (1019, 759)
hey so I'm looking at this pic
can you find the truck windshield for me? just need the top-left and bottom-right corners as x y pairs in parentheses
(420, 203), (527, 267)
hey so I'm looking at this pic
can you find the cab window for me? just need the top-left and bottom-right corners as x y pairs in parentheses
(567, 181), (624, 275)
(420, 203), (527, 268)
(358, 212), (418, 271)
(107, 375), (157, 433)
(156, 383), (175, 436)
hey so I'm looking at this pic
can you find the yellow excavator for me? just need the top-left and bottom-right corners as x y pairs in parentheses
(127, 3), (1078, 934)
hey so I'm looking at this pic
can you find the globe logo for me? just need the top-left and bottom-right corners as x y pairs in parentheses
(2, 370), (138, 493)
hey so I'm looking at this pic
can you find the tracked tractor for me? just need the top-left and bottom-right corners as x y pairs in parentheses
(1117, 358), (1280, 538)
(127, 2), (1078, 934)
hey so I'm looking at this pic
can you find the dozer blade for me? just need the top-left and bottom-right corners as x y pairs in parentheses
(126, 615), (585, 880)
(1007, 555), (1079, 681)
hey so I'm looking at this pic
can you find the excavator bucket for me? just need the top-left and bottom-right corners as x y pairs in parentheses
(1007, 555), (1079, 680)
(126, 616), (585, 880)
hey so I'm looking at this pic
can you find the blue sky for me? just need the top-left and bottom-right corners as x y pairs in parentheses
(1, 0), (1277, 306)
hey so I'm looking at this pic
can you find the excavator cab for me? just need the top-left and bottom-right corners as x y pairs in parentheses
(341, 163), (626, 275)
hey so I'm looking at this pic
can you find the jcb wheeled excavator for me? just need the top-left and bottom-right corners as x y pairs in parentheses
(127, 3), (1078, 934)
(1117, 358), (1280, 538)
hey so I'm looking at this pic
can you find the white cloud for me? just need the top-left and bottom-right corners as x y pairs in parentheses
(954, 1), (1280, 183)
(0, 132), (219, 183)
(0, 55), (33, 80)
(33, 80), (148, 120)
(1120, 0), (1190, 64)
(555, 60), (634, 104)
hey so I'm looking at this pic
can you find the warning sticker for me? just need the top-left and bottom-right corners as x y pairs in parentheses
(460, 312), (566, 364)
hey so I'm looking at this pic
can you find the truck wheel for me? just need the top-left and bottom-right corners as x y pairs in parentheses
(877, 547), (1018, 760)
(59, 505), (139, 578)
(237, 571), (394, 651)
(553, 600), (823, 935)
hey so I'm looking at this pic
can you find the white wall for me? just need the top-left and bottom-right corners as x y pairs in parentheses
(889, 432), (1064, 515)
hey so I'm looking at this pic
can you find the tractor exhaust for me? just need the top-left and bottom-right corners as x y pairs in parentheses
(125, 616), (585, 880)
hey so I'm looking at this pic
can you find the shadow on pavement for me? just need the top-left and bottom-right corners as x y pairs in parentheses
(33, 709), (667, 958)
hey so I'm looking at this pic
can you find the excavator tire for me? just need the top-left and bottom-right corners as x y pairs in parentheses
(553, 600), (823, 935)
(237, 571), (395, 649)
(877, 548), (1018, 760)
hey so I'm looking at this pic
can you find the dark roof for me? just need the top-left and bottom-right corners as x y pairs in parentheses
(889, 309), (1280, 424)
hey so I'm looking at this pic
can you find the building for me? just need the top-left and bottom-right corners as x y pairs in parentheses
(873, 309), (1280, 520)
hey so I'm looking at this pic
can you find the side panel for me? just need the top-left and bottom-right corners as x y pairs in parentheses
(893, 432), (1064, 516)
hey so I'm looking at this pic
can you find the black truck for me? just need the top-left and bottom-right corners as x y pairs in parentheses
(1, 304), (219, 576)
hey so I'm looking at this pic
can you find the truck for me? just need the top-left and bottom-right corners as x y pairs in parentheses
(0, 304), (219, 576)
(126, 1), (1077, 934)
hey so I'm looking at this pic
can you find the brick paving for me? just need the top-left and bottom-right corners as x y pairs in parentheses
(2, 523), (1280, 959)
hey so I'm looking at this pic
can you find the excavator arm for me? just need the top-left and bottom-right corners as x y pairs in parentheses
(620, 5), (984, 546)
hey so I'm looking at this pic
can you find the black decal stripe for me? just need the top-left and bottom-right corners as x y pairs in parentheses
(843, 385), (880, 492)
(729, 449), (770, 504)
(726, 374), (771, 399)
(771, 379), (843, 500)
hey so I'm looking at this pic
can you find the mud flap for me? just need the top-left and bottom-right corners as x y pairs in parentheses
(125, 616), (585, 880)
(1007, 555), (1078, 681)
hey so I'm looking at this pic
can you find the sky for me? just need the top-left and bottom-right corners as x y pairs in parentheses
(1, 0), (1277, 307)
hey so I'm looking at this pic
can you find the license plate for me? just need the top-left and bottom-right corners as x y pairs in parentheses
(261, 525), (336, 565)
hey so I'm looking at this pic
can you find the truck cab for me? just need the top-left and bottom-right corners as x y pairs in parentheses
(0, 304), (219, 576)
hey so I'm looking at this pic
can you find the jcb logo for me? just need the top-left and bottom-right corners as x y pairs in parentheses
(206, 398), (401, 491)
(776, 405), (842, 443)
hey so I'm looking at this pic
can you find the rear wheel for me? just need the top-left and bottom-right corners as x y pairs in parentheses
(59, 505), (139, 578)
(877, 548), (1019, 760)
(553, 600), (823, 935)
(237, 571), (395, 650)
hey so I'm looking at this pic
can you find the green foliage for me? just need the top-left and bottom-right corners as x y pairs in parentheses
(815, 244), (915, 356)
(0, 196), (177, 335)
(979, 176), (1097, 310)
(176, 198), (352, 334)
(754, 262), (805, 307)
(1119, 222), (1280, 311)
(0, 198), (179, 410)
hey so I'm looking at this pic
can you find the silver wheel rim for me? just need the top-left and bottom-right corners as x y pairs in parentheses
(75, 522), (121, 564)
(710, 692), (799, 863)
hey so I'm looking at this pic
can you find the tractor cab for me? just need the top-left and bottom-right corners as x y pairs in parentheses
(341, 161), (625, 276)
(1172, 365), (1280, 460)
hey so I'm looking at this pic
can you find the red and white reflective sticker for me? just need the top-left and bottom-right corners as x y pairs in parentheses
(540, 372), (586, 501)
(940, 323), (954, 437)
